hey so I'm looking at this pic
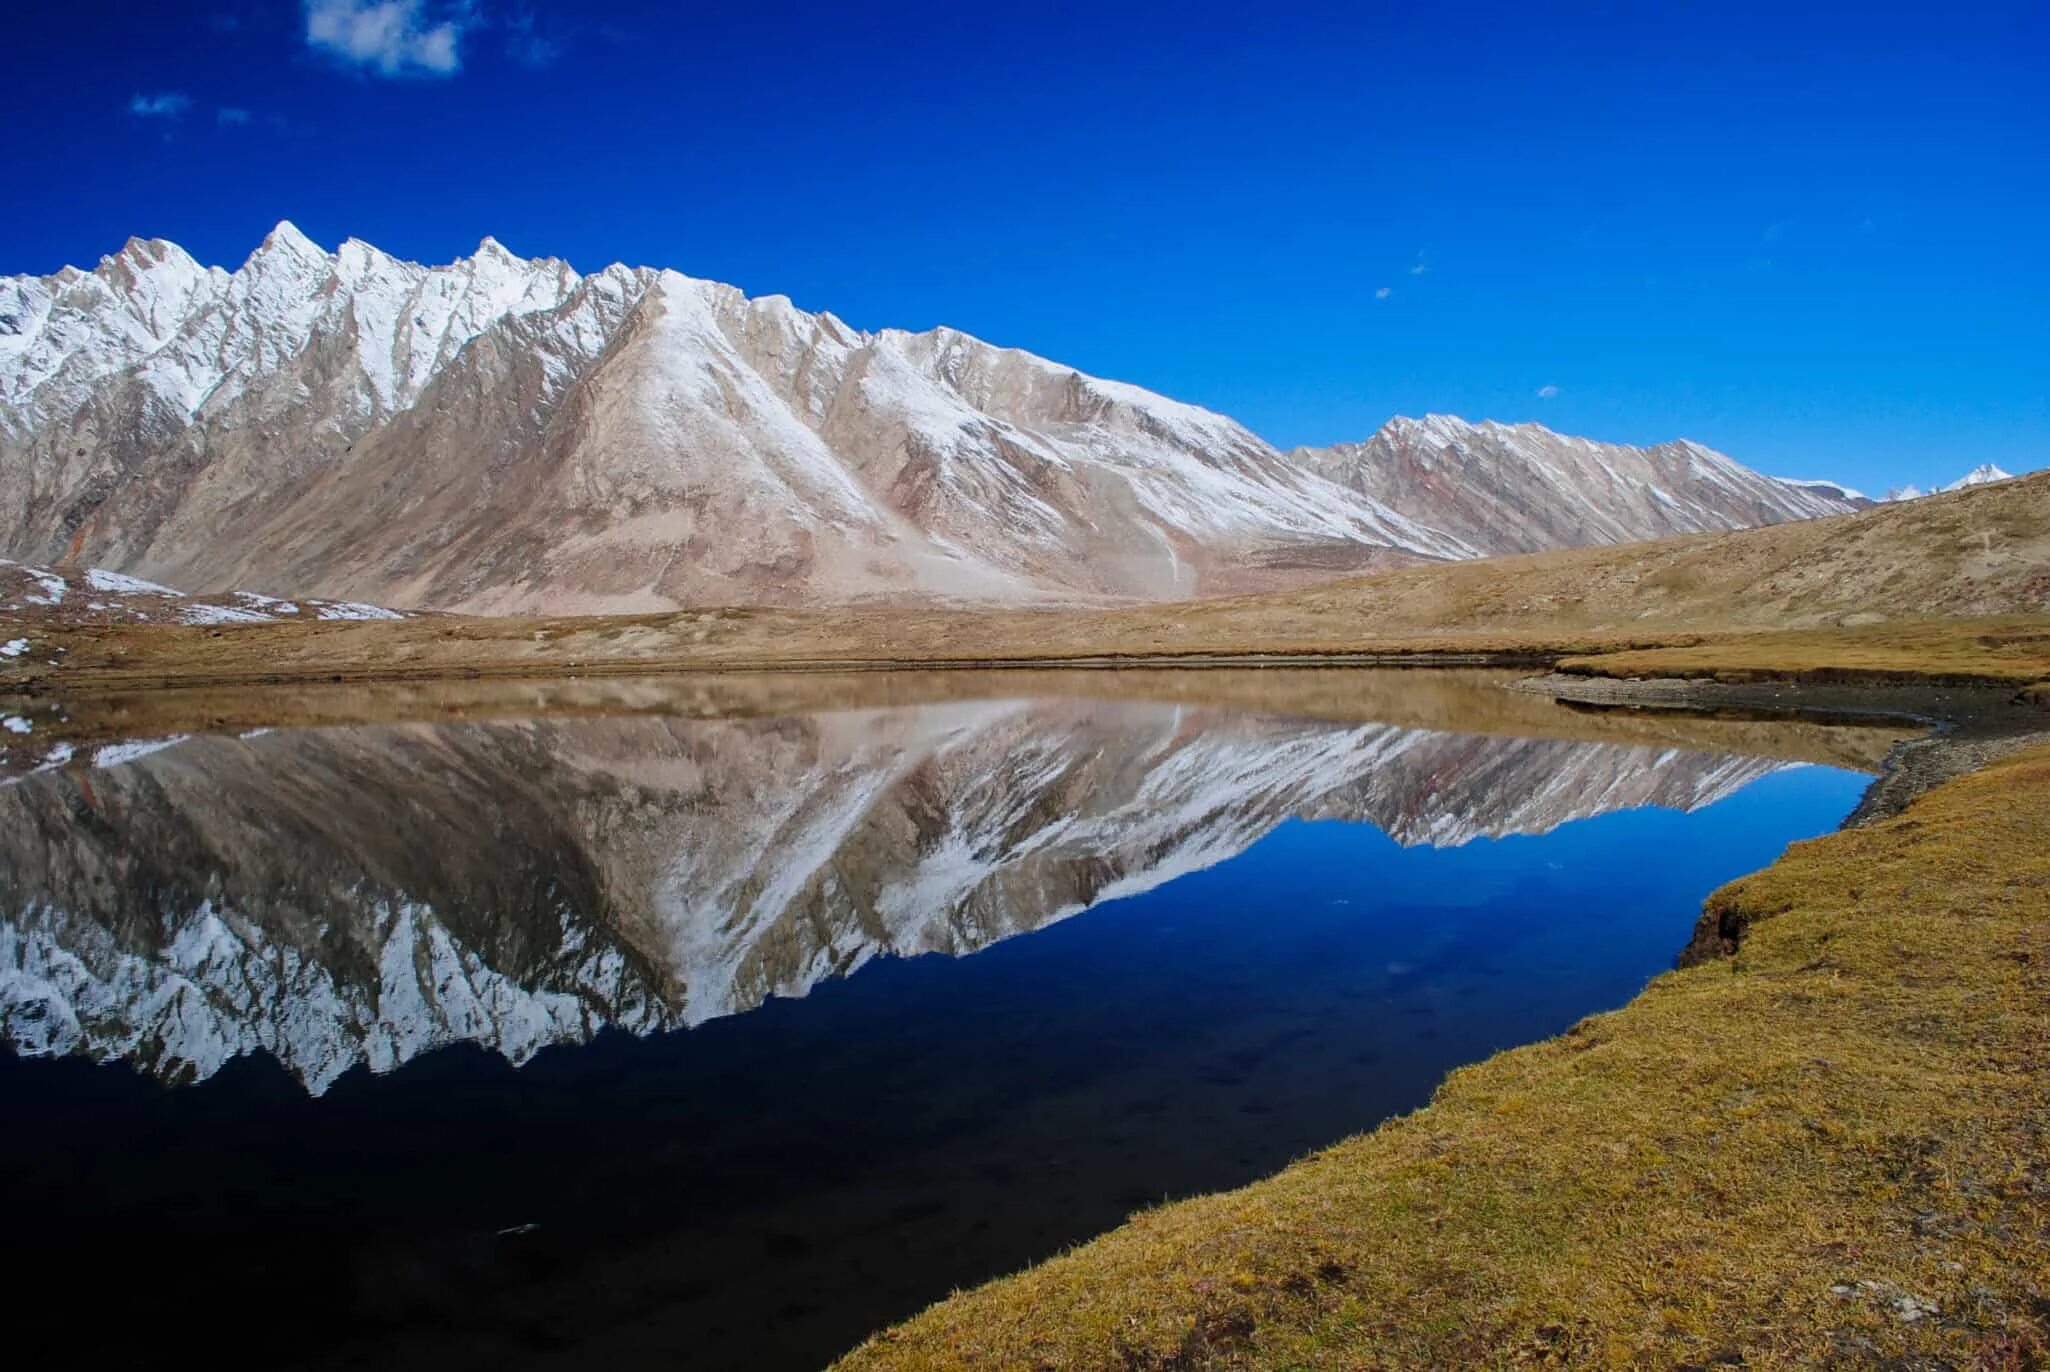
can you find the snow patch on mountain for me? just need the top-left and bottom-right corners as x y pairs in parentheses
(0, 556), (409, 627)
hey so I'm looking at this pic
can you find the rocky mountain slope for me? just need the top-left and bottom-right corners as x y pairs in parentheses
(0, 703), (1790, 1091)
(1290, 414), (1860, 557)
(1, 228), (1856, 612)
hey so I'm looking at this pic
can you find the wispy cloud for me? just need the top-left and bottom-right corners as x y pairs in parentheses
(1408, 262), (1429, 276)
(504, 6), (561, 68)
(304, 0), (475, 77)
(1536, 384), (1560, 399)
(217, 106), (253, 125)
(1373, 286), (1392, 300)
(129, 91), (193, 119)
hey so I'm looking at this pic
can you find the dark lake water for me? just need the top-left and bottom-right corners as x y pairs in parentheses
(0, 677), (1876, 1369)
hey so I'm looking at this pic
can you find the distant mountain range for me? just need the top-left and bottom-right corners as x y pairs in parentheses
(1883, 463), (2016, 503)
(2, 227), (1864, 612)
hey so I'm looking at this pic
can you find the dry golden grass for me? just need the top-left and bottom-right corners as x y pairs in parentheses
(1557, 620), (2050, 688)
(835, 745), (2050, 1370)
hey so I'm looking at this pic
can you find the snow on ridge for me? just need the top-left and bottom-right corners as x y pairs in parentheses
(2, 219), (585, 424)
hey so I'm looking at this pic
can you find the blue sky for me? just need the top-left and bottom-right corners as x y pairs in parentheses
(3, 1), (2043, 492)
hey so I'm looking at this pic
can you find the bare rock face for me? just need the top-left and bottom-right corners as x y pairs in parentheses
(1, 228), (1858, 611)
(1290, 414), (1864, 557)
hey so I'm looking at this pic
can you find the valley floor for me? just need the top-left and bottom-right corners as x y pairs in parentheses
(3, 606), (2049, 697)
(833, 726), (2050, 1370)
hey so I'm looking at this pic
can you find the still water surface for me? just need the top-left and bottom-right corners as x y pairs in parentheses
(0, 678), (1874, 1369)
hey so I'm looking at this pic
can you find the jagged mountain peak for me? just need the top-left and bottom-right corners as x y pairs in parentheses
(254, 218), (324, 259)
(110, 235), (191, 267)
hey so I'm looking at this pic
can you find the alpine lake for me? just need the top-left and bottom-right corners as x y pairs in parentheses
(0, 668), (1913, 1370)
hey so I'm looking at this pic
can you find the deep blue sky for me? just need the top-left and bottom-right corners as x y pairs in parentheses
(4, 2), (2043, 491)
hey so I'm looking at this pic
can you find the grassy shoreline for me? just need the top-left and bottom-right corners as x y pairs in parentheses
(4, 615), (2048, 698)
(832, 738), (2050, 1370)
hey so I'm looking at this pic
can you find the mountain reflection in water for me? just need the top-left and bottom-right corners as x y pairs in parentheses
(9, 696), (1819, 1089)
(0, 681), (1875, 1371)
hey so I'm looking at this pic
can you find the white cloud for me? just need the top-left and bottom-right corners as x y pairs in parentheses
(217, 106), (253, 125)
(304, 0), (474, 77)
(1408, 262), (1430, 276)
(129, 92), (193, 119)
(1373, 286), (1392, 300)
(1536, 384), (1560, 399)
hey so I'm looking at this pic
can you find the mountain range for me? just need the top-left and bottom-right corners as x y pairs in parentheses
(1884, 463), (2016, 503)
(3, 227), (1865, 612)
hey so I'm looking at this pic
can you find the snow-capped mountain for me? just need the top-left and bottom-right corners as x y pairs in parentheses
(1290, 416), (1864, 557)
(2, 227), (1860, 611)
(1944, 463), (2014, 491)
(0, 703), (1790, 1091)
(1884, 464), (2016, 502)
